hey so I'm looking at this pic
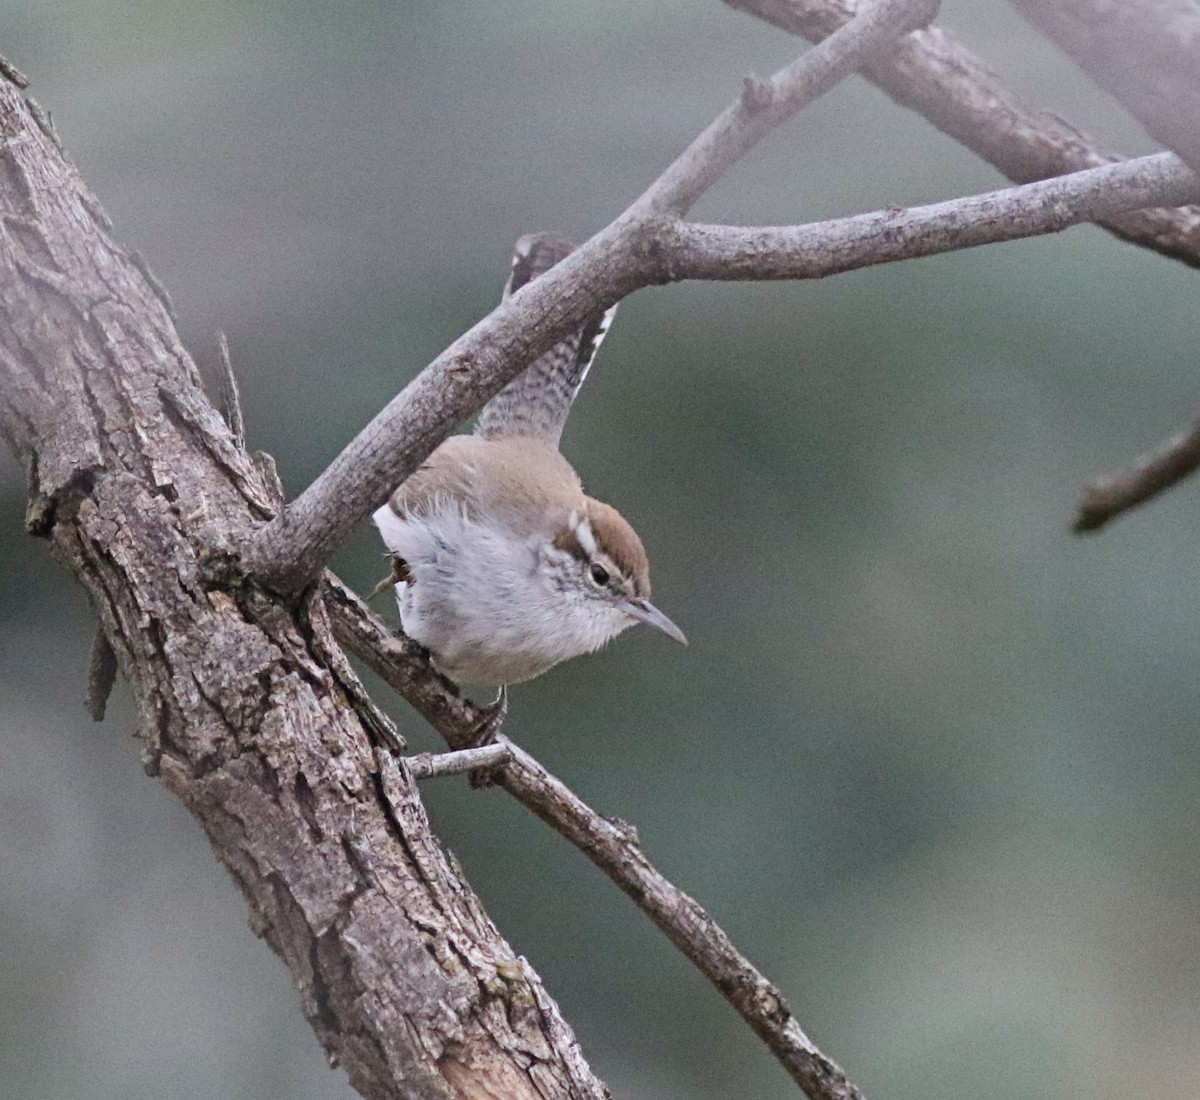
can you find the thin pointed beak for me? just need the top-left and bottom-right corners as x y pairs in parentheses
(624, 597), (688, 646)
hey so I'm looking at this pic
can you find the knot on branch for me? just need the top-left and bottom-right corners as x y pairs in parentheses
(741, 73), (776, 113)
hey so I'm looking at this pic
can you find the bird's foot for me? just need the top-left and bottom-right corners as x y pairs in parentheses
(466, 685), (509, 746)
(368, 556), (411, 600)
(467, 686), (509, 788)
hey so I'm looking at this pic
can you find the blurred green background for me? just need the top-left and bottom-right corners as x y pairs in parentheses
(3, 2), (1200, 1098)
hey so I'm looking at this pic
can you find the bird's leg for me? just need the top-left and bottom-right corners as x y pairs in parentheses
(467, 685), (509, 788)
(368, 556), (411, 600)
(466, 685), (508, 746)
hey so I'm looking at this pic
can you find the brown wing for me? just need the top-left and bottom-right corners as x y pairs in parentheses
(385, 435), (585, 540)
(385, 436), (482, 518)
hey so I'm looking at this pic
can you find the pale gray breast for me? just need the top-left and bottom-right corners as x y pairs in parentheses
(473, 233), (616, 448)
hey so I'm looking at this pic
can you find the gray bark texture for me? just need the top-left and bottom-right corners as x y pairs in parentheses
(0, 76), (606, 1100)
(8, 1), (1200, 1096)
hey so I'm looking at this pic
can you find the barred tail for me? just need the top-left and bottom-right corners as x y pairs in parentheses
(474, 233), (616, 447)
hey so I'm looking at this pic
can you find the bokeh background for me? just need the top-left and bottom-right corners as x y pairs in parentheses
(3, 3), (1199, 1098)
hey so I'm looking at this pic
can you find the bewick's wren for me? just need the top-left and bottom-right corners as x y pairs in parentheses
(373, 234), (685, 693)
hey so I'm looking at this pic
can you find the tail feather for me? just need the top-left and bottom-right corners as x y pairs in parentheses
(474, 233), (617, 447)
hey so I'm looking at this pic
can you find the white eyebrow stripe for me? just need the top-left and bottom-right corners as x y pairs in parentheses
(574, 516), (597, 557)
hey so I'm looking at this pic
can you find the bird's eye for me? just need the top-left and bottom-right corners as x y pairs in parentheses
(588, 562), (610, 587)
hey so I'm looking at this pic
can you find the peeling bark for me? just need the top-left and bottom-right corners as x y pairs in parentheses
(0, 77), (605, 1100)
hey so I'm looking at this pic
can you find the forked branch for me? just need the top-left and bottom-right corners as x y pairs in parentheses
(724, 0), (1200, 269)
(245, 146), (1199, 592)
(240, 0), (941, 594)
(323, 579), (864, 1100)
(630, 0), (940, 216)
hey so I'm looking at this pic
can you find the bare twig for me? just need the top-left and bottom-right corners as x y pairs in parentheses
(725, 0), (1200, 269)
(239, 0), (942, 595)
(323, 577), (863, 1100)
(0, 52), (28, 89)
(1074, 418), (1200, 533)
(662, 153), (1200, 281)
(630, 0), (940, 216)
(406, 743), (512, 779)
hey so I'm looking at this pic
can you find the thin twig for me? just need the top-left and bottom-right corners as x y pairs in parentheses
(630, 0), (939, 216)
(323, 576), (863, 1100)
(247, 149), (1197, 591)
(662, 153), (1200, 281)
(405, 743), (512, 779)
(213, 332), (246, 448)
(724, 0), (1200, 269)
(239, 0), (941, 595)
(1074, 417), (1200, 533)
(0, 53), (29, 89)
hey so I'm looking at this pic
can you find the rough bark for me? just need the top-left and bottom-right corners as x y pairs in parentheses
(323, 580), (866, 1100)
(0, 77), (605, 1100)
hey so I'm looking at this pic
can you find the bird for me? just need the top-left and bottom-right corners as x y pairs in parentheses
(372, 233), (685, 715)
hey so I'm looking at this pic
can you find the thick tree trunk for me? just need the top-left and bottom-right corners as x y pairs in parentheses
(0, 76), (605, 1100)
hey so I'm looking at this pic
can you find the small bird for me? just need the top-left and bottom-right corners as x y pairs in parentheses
(372, 233), (685, 701)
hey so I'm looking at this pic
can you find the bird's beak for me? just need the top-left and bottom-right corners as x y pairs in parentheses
(624, 597), (688, 646)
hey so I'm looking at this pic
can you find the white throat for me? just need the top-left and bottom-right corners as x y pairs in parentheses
(373, 501), (631, 687)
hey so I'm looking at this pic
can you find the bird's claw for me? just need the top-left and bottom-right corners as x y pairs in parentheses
(467, 685), (509, 747)
(467, 686), (509, 788)
(368, 556), (411, 600)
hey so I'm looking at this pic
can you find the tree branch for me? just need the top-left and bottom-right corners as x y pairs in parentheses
(662, 152), (1200, 281)
(725, 0), (1200, 269)
(1073, 417), (1200, 533)
(239, 0), (941, 595)
(630, 0), (939, 216)
(243, 142), (1200, 595)
(237, 221), (644, 594)
(322, 578), (864, 1100)
(406, 743), (513, 780)
(0, 75), (607, 1100)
